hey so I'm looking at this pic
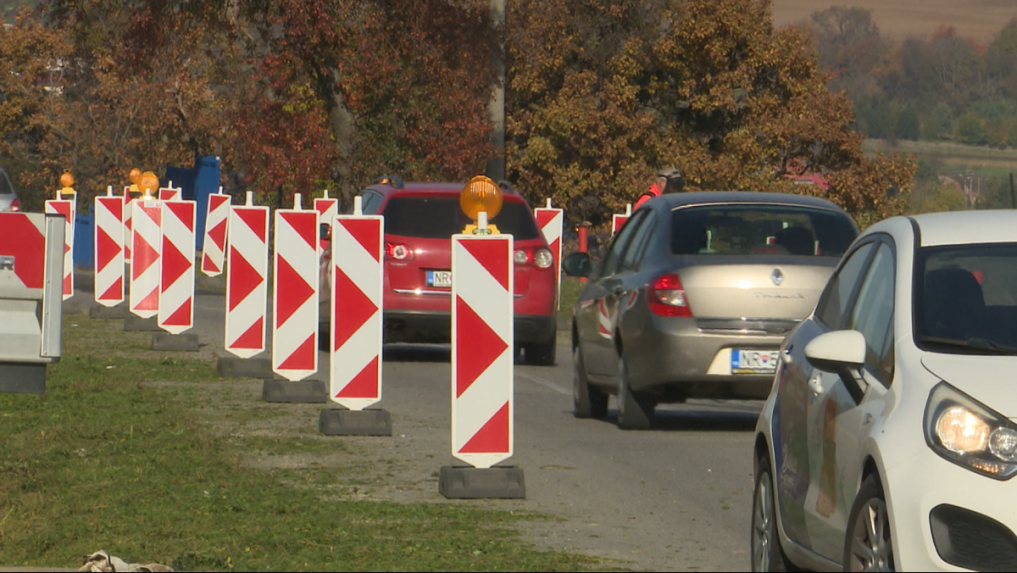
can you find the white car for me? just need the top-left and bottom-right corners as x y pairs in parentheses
(751, 210), (1017, 572)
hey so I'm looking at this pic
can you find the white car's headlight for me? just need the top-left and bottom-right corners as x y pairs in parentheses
(925, 382), (1017, 479)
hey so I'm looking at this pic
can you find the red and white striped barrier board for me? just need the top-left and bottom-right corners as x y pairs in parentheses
(314, 192), (338, 253)
(93, 189), (125, 306)
(451, 233), (514, 469)
(158, 186), (181, 201)
(159, 200), (196, 334)
(44, 197), (75, 300)
(225, 194), (269, 358)
(201, 190), (230, 277)
(122, 187), (133, 262)
(533, 198), (563, 309)
(612, 203), (632, 235)
(129, 200), (162, 318)
(272, 195), (319, 381)
(330, 214), (384, 410)
(0, 213), (48, 291)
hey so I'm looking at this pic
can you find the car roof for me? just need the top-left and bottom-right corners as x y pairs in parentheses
(905, 210), (1017, 247)
(368, 180), (528, 202)
(652, 191), (849, 212)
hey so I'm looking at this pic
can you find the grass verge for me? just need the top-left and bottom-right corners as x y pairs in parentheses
(0, 316), (597, 571)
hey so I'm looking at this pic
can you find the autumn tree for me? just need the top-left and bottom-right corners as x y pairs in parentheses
(0, 9), (72, 211)
(507, 0), (915, 228)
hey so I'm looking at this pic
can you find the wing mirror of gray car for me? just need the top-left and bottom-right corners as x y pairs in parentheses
(319, 223), (331, 241)
(804, 330), (868, 403)
(562, 252), (593, 278)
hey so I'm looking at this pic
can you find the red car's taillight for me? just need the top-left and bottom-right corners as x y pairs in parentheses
(648, 273), (692, 317)
(513, 247), (554, 270)
(10, 197), (20, 212)
(385, 241), (413, 261)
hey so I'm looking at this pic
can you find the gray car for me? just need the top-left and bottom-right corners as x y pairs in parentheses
(0, 167), (21, 212)
(563, 191), (859, 429)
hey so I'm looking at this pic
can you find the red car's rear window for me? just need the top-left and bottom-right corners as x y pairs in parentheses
(381, 196), (541, 240)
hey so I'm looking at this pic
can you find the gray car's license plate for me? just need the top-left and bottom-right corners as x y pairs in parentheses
(427, 270), (452, 288)
(731, 350), (779, 374)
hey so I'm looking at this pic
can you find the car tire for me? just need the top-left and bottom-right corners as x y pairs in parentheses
(843, 475), (894, 572)
(524, 336), (557, 366)
(573, 346), (607, 419)
(616, 357), (654, 430)
(751, 457), (794, 572)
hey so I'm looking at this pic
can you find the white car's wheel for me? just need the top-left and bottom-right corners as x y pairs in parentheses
(844, 476), (894, 572)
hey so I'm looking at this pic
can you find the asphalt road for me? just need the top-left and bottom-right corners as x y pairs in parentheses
(73, 285), (762, 572)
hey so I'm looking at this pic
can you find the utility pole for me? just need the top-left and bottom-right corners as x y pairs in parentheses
(486, 0), (506, 183)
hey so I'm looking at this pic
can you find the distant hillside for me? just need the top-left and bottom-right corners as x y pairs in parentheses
(773, 0), (1013, 43)
(0, 0), (37, 21)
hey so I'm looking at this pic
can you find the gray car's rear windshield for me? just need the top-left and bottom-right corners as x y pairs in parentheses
(382, 196), (540, 240)
(670, 203), (857, 257)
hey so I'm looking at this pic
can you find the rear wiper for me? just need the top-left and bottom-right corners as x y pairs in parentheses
(920, 336), (1017, 355)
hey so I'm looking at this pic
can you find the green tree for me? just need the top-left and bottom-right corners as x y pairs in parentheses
(893, 105), (920, 140)
(923, 102), (954, 140)
(954, 110), (987, 144)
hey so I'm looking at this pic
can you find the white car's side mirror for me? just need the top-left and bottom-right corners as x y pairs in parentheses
(805, 330), (866, 371)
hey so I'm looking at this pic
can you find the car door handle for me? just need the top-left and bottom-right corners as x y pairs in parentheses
(808, 375), (823, 396)
(781, 349), (793, 365)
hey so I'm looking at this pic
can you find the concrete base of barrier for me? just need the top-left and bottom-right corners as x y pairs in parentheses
(89, 304), (130, 319)
(0, 362), (46, 394)
(319, 408), (392, 436)
(124, 315), (161, 331)
(262, 379), (327, 403)
(152, 333), (200, 352)
(216, 357), (273, 379)
(438, 466), (526, 499)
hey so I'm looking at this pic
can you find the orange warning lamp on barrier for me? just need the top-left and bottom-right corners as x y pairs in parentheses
(58, 172), (76, 199)
(139, 171), (159, 200)
(459, 175), (502, 235)
(128, 167), (142, 198)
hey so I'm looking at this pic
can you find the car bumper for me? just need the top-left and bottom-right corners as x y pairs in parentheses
(625, 315), (786, 399)
(885, 448), (1017, 571)
(383, 310), (555, 345)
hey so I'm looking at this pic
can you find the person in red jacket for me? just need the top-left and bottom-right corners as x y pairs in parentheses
(635, 167), (685, 209)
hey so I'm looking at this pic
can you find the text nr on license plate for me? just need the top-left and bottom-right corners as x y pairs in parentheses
(427, 270), (452, 288)
(731, 349), (779, 374)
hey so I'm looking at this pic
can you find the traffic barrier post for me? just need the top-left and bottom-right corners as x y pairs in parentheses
(158, 181), (181, 201)
(44, 191), (75, 300)
(223, 191), (269, 360)
(128, 197), (162, 322)
(612, 203), (632, 235)
(201, 187), (230, 277)
(93, 187), (125, 308)
(263, 193), (325, 403)
(533, 198), (563, 310)
(320, 196), (391, 435)
(439, 207), (525, 499)
(153, 198), (199, 351)
(314, 190), (338, 254)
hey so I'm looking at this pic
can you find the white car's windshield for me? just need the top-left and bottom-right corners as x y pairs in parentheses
(917, 243), (1017, 354)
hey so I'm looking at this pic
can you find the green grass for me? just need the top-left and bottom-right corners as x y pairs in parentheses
(0, 317), (597, 571)
(559, 276), (585, 321)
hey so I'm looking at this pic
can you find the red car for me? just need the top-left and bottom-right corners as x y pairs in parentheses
(320, 177), (559, 365)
